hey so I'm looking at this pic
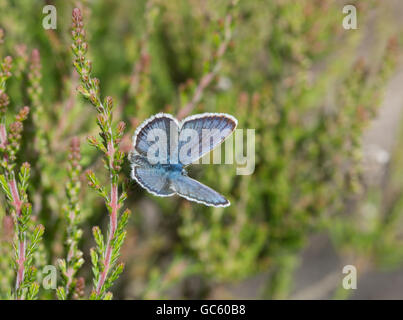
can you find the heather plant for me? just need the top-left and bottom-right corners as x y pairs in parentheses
(0, 0), (402, 300)
(71, 8), (130, 300)
(56, 137), (84, 300)
(0, 42), (44, 299)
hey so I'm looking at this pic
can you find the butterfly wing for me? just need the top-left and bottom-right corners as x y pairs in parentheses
(131, 165), (174, 197)
(170, 174), (230, 207)
(130, 112), (236, 205)
(132, 113), (179, 164)
(178, 113), (237, 165)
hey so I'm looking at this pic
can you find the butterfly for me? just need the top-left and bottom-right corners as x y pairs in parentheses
(129, 112), (238, 207)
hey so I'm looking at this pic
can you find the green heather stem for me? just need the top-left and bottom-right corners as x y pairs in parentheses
(71, 7), (130, 300)
(8, 176), (24, 294)
(95, 182), (118, 294)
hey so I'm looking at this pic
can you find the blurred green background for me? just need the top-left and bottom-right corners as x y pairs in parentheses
(2, 0), (403, 299)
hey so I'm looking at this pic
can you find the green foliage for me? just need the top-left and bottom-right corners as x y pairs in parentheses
(0, 0), (401, 300)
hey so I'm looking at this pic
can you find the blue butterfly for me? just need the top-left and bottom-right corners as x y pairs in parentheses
(129, 112), (238, 207)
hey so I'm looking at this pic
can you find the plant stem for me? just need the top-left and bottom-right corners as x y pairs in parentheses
(96, 182), (118, 294)
(8, 177), (25, 295)
(72, 8), (129, 299)
(15, 235), (25, 295)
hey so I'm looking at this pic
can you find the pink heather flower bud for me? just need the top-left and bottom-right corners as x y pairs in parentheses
(105, 96), (113, 110)
(87, 135), (97, 144)
(31, 49), (40, 67)
(90, 93), (98, 105)
(71, 136), (80, 151)
(1, 56), (12, 78)
(117, 121), (126, 133)
(72, 8), (82, 23)
(22, 202), (32, 212)
(4, 56), (12, 67)
(92, 78), (100, 87)
(70, 136), (81, 161)
(73, 277), (85, 299)
(21, 162), (31, 170)
(9, 121), (23, 133)
(77, 84), (89, 98)
(97, 114), (107, 126)
(84, 60), (92, 72)
(16, 106), (30, 121)
(15, 44), (28, 60)
(0, 92), (9, 112)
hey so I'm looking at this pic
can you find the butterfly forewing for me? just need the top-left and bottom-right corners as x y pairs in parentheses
(179, 113), (237, 165)
(133, 113), (179, 164)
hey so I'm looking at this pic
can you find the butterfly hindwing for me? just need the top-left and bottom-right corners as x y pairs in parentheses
(170, 174), (230, 207)
(132, 165), (174, 197)
(179, 113), (237, 165)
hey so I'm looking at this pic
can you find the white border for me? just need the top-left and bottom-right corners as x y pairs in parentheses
(179, 112), (238, 131)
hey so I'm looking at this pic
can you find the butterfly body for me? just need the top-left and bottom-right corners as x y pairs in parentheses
(160, 163), (185, 174)
(130, 112), (237, 207)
